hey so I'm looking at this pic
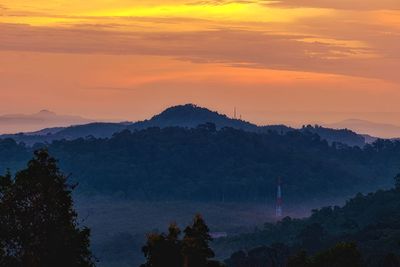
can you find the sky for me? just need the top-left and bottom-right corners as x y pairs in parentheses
(0, 0), (399, 127)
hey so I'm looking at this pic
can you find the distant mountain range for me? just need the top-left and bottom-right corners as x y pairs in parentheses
(0, 104), (368, 147)
(2, 105), (400, 204)
(325, 119), (400, 139)
(0, 110), (94, 134)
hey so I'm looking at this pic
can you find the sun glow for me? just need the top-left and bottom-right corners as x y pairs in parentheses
(84, 3), (323, 23)
(0, 1), (328, 28)
(0, 0), (399, 123)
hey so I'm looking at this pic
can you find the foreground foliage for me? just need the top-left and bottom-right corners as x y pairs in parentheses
(141, 214), (224, 267)
(0, 150), (94, 267)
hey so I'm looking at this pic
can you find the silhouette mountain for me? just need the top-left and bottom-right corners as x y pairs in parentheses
(0, 110), (94, 134)
(0, 104), (365, 146)
(325, 119), (400, 139)
(36, 109), (57, 116)
(131, 104), (258, 131)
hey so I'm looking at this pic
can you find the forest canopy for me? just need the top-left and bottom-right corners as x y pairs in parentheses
(0, 125), (399, 202)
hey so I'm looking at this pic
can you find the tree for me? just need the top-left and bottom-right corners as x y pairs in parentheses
(141, 223), (183, 267)
(0, 149), (94, 267)
(0, 170), (14, 265)
(142, 215), (222, 267)
(182, 214), (215, 267)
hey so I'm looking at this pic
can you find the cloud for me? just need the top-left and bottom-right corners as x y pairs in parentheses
(185, 0), (400, 10)
(268, 0), (400, 10)
(1, 22), (399, 82)
(187, 0), (257, 5)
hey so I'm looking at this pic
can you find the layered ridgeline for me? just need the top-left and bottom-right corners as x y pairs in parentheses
(0, 109), (94, 134)
(1, 104), (365, 147)
(219, 177), (400, 267)
(0, 124), (399, 202)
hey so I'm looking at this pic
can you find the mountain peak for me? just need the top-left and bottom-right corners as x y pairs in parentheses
(150, 104), (231, 123)
(132, 103), (259, 131)
(36, 109), (56, 116)
(157, 104), (222, 118)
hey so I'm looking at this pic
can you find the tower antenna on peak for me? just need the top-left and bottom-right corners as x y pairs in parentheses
(234, 107), (237, 119)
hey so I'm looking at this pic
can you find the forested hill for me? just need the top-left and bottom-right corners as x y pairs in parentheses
(220, 180), (400, 267)
(1, 104), (365, 147)
(0, 125), (398, 202)
(132, 104), (258, 130)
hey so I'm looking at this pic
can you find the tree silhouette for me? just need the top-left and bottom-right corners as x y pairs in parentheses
(0, 149), (94, 267)
(141, 214), (222, 267)
(182, 214), (215, 267)
(141, 223), (183, 267)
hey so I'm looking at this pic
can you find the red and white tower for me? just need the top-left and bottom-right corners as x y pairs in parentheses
(276, 177), (283, 218)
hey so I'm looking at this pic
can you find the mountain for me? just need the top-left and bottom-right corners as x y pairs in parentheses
(299, 125), (365, 147)
(0, 110), (94, 134)
(131, 104), (258, 131)
(325, 119), (400, 139)
(0, 104), (366, 147)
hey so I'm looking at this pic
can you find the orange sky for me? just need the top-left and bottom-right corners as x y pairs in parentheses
(0, 0), (399, 126)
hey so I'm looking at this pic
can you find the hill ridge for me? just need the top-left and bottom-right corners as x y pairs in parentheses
(0, 104), (366, 147)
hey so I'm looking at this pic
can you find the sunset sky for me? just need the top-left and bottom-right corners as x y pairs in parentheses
(1, 0), (399, 126)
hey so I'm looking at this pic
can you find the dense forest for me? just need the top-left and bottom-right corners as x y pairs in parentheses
(219, 176), (400, 266)
(2, 150), (400, 266)
(0, 125), (399, 202)
(0, 150), (226, 267)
